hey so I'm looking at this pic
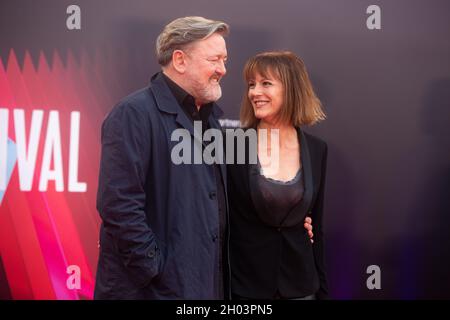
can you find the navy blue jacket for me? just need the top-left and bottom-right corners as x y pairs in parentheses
(94, 72), (229, 299)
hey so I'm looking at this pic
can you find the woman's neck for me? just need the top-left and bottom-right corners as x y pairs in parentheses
(257, 120), (297, 147)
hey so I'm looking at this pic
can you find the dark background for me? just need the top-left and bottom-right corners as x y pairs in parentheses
(1, 0), (449, 299)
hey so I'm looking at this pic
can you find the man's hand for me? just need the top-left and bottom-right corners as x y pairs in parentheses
(304, 216), (314, 243)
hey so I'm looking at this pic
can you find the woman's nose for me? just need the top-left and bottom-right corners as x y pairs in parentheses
(249, 84), (262, 96)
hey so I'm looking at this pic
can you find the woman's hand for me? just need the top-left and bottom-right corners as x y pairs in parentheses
(304, 216), (314, 243)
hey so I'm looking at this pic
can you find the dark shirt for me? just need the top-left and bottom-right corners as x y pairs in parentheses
(162, 73), (227, 299)
(250, 160), (305, 227)
(162, 73), (213, 129)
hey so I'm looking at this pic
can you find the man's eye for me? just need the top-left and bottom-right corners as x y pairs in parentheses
(208, 58), (227, 64)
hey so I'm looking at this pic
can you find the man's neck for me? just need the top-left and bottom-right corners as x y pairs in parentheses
(162, 70), (205, 110)
(162, 69), (189, 93)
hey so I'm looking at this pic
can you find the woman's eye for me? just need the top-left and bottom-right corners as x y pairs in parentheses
(263, 81), (272, 86)
(248, 83), (255, 88)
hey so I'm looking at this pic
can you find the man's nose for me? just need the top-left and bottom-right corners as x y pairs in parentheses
(216, 60), (226, 76)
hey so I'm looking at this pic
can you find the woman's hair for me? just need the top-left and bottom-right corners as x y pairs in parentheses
(240, 51), (325, 128)
(156, 16), (229, 66)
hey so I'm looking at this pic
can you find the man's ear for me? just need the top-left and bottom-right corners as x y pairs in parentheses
(172, 50), (187, 74)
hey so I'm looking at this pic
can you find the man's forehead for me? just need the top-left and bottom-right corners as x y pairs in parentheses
(191, 34), (227, 55)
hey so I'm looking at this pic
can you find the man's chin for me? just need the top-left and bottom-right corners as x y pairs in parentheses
(206, 90), (222, 103)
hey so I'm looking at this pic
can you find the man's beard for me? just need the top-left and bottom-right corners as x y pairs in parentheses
(189, 76), (222, 104)
(196, 82), (222, 104)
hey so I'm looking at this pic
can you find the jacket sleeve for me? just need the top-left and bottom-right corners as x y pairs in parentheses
(96, 100), (161, 288)
(311, 142), (329, 299)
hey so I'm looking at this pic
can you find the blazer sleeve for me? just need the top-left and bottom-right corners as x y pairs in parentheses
(96, 100), (161, 288)
(311, 141), (329, 299)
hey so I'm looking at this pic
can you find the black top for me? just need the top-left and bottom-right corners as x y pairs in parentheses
(162, 73), (227, 299)
(250, 161), (305, 227)
(227, 128), (328, 300)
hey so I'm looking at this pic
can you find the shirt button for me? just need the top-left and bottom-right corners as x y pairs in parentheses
(212, 234), (218, 242)
(148, 249), (155, 258)
(277, 227), (282, 232)
(209, 191), (216, 200)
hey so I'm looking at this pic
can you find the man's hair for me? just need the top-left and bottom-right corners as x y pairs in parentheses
(240, 51), (326, 128)
(156, 16), (229, 66)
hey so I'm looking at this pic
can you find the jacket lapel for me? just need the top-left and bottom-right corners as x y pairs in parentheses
(150, 72), (199, 142)
(280, 128), (314, 225)
(294, 128), (315, 218)
(275, 128), (315, 226)
(150, 72), (225, 149)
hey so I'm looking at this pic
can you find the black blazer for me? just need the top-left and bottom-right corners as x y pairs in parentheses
(227, 127), (328, 299)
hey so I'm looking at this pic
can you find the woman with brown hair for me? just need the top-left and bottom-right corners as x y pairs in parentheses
(227, 51), (328, 300)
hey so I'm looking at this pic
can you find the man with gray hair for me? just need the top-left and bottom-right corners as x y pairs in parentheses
(94, 16), (230, 300)
(94, 16), (314, 300)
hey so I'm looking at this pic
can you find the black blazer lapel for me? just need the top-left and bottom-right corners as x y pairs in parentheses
(295, 128), (315, 217)
(276, 127), (315, 226)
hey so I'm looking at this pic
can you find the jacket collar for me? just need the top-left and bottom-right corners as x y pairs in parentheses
(149, 72), (225, 167)
(149, 72), (224, 119)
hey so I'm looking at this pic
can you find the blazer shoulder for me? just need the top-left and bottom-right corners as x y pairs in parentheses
(303, 131), (327, 151)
